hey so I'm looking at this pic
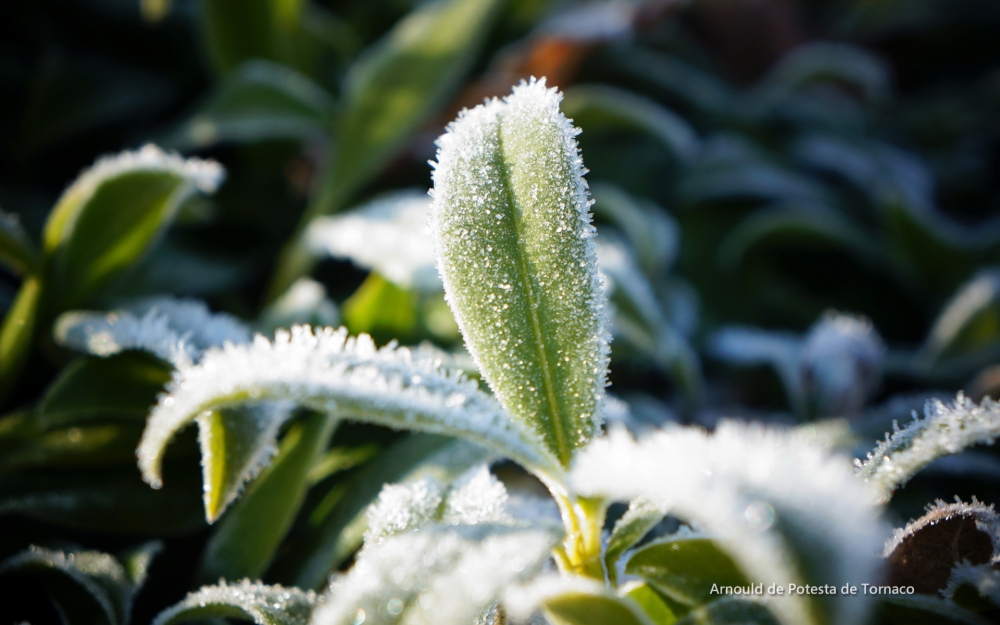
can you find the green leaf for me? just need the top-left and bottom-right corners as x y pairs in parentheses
(590, 183), (679, 278)
(0, 276), (41, 400)
(673, 598), (779, 625)
(604, 498), (667, 586)
(0, 462), (204, 534)
(431, 79), (610, 467)
(625, 533), (751, 615)
(38, 352), (171, 428)
(197, 411), (335, 581)
(42, 146), (224, 311)
(165, 60), (334, 150)
(342, 273), (418, 338)
(153, 580), (318, 625)
(201, 0), (312, 75)
(0, 209), (41, 277)
(0, 411), (142, 472)
(756, 43), (890, 109)
(258, 278), (340, 334)
(271, 434), (493, 590)
(920, 270), (1000, 365)
(562, 85), (701, 165)
(137, 327), (560, 494)
(0, 542), (160, 625)
(269, 0), (503, 297)
(543, 588), (659, 625)
(196, 402), (296, 523)
(623, 582), (678, 625)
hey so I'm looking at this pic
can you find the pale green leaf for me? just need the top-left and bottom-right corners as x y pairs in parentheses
(198, 411), (336, 580)
(604, 498), (668, 587)
(856, 393), (1000, 501)
(431, 78), (610, 466)
(137, 326), (560, 491)
(166, 60), (334, 150)
(0, 208), (40, 277)
(310, 523), (560, 625)
(571, 425), (887, 625)
(503, 575), (657, 625)
(153, 579), (318, 625)
(622, 582), (678, 625)
(42, 145), (224, 310)
(0, 542), (160, 625)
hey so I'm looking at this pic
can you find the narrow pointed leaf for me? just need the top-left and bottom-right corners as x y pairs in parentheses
(0, 209), (41, 277)
(0, 542), (160, 625)
(198, 411), (336, 581)
(571, 425), (887, 625)
(921, 270), (1000, 363)
(604, 498), (668, 587)
(138, 326), (560, 492)
(0, 276), (41, 400)
(431, 78), (610, 467)
(153, 580), (318, 625)
(196, 401), (295, 522)
(0, 411), (142, 472)
(856, 393), (1000, 501)
(42, 145), (224, 310)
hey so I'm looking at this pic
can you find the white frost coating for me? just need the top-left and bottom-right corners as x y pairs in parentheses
(364, 465), (510, 547)
(430, 78), (610, 464)
(138, 326), (561, 489)
(64, 144), (223, 196)
(883, 499), (1000, 560)
(152, 579), (319, 625)
(945, 562), (1000, 604)
(310, 524), (560, 625)
(55, 297), (250, 367)
(306, 190), (442, 292)
(856, 393), (1000, 501)
(570, 424), (886, 625)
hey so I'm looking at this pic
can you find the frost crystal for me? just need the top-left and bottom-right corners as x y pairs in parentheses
(153, 579), (319, 625)
(55, 297), (250, 367)
(431, 77), (610, 466)
(856, 393), (1000, 500)
(138, 326), (561, 490)
(307, 190), (442, 292)
(571, 424), (886, 625)
(311, 524), (559, 625)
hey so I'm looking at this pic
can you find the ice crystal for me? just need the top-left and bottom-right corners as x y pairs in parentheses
(571, 424), (886, 625)
(883, 499), (1000, 560)
(138, 326), (561, 490)
(55, 297), (250, 367)
(364, 465), (510, 547)
(856, 393), (1000, 500)
(307, 190), (441, 292)
(431, 77), (610, 466)
(311, 524), (559, 625)
(153, 579), (319, 625)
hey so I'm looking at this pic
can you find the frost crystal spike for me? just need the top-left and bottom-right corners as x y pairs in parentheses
(430, 78), (610, 466)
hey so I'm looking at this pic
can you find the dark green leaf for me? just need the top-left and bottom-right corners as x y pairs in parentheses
(0, 277), (40, 401)
(0, 209), (40, 277)
(201, 0), (314, 76)
(0, 411), (142, 472)
(604, 499), (667, 586)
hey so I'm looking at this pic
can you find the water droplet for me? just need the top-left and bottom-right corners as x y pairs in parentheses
(386, 598), (404, 615)
(352, 608), (366, 625)
(744, 500), (775, 531)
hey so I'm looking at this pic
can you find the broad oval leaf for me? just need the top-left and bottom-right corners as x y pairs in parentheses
(42, 145), (224, 310)
(431, 78), (611, 467)
(153, 579), (319, 625)
(571, 424), (887, 625)
(0, 208), (40, 277)
(856, 393), (1000, 501)
(0, 542), (160, 625)
(137, 326), (561, 492)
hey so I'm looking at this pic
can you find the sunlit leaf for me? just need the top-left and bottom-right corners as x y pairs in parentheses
(153, 579), (318, 625)
(431, 78), (610, 466)
(604, 498), (668, 587)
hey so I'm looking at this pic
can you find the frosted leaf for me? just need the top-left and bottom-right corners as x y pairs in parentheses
(945, 562), (1000, 607)
(310, 523), (560, 625)
(571, 424), (887, 625)
(197, 401), (296, 522)
(604, 497), (669, 586)
(800, 312), (884, 416)
(0, 542), (161, 625)
(856, 393), (1000, 500)
(138, 326), (561, 491)
(307, 190), (442, 292)
(363, 465), (510, 547)
(55, 297), (250, 367)
(153, 579), (319, 625)
(259, 278), (340, 333)
(431, 77), (610, 467)
(922, 270), (1000, 362)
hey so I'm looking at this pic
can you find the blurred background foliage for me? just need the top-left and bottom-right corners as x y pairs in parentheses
(2, 0), (1000, 622)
